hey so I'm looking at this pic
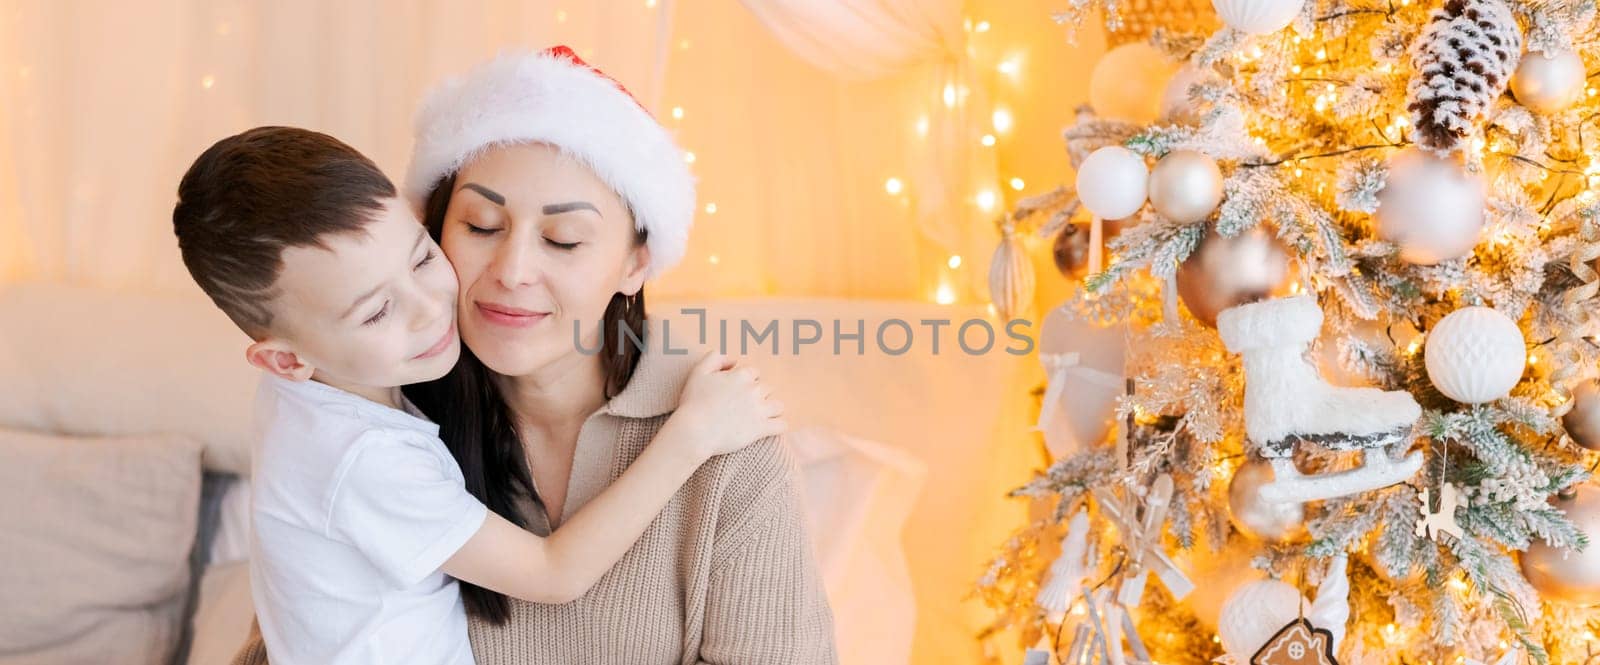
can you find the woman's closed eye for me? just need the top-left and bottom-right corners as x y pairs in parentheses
(545, 237), (580, 250)
(464, 221), (501, 236)
(415, 248), (438, 269)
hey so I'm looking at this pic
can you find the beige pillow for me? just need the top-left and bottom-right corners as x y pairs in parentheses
(185, 561), (254, 665)
(0, 283), (258, 474)
(0, 429), (204, 665)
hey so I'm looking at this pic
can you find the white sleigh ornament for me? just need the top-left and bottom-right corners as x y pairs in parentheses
(1217, 295), (1424, 503)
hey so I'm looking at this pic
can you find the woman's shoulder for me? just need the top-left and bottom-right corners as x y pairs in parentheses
(702, 434), (802, 525)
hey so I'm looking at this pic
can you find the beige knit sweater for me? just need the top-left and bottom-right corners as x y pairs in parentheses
(230, 340), (839, 664)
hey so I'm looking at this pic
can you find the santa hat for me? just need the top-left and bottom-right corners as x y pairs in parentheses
(404, 46), (694, 279)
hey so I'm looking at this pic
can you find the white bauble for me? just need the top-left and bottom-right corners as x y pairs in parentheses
(1218, 579), (1307, 659)
(1149, 150), (1224, 223)
(1161, 65), (1214, 121)
(1089, 43), (1176, 124)
(1424, 306), (1526, 404)
(1511, 50), (1586, 113)
(1375, 147), (1486, 265)
(1076, 147), (1150, 219)
(1212, 0), (1305, 35)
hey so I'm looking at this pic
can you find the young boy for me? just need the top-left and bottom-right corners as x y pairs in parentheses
(172, 126), (783, 665)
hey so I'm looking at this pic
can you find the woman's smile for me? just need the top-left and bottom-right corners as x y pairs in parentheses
(475, 300), (551, 328)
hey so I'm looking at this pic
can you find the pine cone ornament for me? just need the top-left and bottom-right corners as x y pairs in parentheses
(1406, 0), (1522, 154)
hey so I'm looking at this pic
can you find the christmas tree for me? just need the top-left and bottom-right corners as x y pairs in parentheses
(980, 0), (1600, 663)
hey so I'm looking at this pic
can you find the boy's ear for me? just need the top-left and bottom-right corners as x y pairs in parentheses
(245, 339), (315, 381)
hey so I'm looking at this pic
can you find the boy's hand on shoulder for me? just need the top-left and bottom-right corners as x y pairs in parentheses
(667, 350), (786, 460)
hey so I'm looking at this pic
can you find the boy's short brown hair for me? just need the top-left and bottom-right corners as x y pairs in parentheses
(173, 126), (396, 338)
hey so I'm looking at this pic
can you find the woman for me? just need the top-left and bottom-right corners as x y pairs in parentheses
(231, 47), (837, 664)
(407, 47), (836, 664)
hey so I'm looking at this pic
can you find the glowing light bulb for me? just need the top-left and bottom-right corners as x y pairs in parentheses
(704, 202), (718, 215)
(885, 177), (904, 195)
(974, 20), (990, 32)
(976, 190), (997, 212)
(992, 108), (1013, 133)
(671, 106), (684, 120)
(981, 134), (996, 146)
(708, 254), (720, 265)
(915, 115), (929, 137)
(200, 75), (216, 89)
(998, 57), (1021, 77)
(943, 84), (956, 107)
(948, 255), (962, 269)
(1009, 177), (1025, 191)
(935, 283), (957, 304)
(683, 151), (696, 164)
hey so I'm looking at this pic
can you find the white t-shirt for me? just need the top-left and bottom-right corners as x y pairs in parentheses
(248, 374), (489, 665)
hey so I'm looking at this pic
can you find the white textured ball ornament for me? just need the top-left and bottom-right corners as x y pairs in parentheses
(1077, 147), (1150, 220)
(1089, 43), (1176, 124)
(1563, 380), (1600, 451)
(1228, 460), (1305, 542)
(1375, 148), (1486, 265)
(1424, 306), (1526, 404)
(1218, 579), (1307, 658)
(1211, 0), (1305, 35)
(1511, 50), (1586, 114)
(1522, 486), (1600, 606)
(1149, 150), (1224, 223)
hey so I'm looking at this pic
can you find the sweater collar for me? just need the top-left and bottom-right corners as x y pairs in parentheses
(601, 317), (697, 419)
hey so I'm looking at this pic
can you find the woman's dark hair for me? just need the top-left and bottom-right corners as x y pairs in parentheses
(402, 171), (648, 624)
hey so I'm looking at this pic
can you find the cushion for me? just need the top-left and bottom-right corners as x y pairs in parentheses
(0, 428), (204, 665)
(0, 282), (258, 473)
(183, 561), (254, 665)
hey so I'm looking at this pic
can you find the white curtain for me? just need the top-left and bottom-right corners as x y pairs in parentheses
(0, 0), (675, 295)
(0, 0), (1005, 305)
(737, 0), (961, 80)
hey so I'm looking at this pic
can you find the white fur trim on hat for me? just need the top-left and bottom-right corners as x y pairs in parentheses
(404, 49), (695, 279)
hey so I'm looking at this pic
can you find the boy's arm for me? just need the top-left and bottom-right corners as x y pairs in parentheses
(440, 416), (705, 604)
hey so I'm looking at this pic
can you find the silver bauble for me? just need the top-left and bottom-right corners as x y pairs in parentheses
(1562, 380), (1600, 451)
(1511, 50), (1586, 113)
(1228, 460), (1306, 542)
(1522, 485), (1600, 606)
(1149, 150), (1224, 224)
(1176, 225), (1295, 327)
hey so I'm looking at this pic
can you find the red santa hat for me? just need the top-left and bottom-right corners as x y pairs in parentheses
(404, 46), (695, 278)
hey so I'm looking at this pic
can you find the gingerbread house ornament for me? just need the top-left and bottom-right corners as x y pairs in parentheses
(1250, 618), (1339, 665)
